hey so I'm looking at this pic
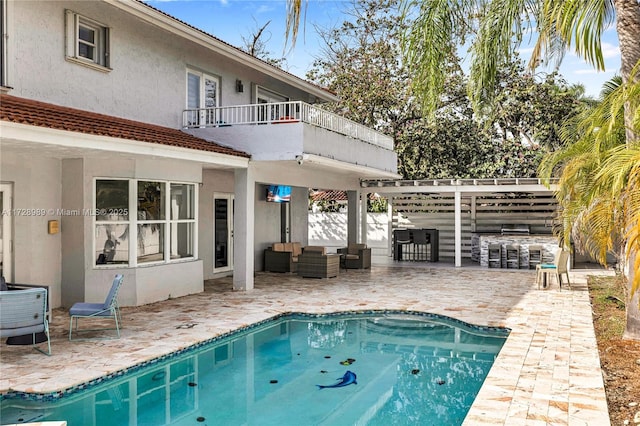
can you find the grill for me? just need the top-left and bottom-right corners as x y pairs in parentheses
(501, 224), (530, 235)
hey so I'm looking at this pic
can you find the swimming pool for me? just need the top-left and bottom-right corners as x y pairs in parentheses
(1, 311), (508, 425)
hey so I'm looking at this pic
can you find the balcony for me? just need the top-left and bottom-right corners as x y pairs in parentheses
(183, 101), (394, 150)
(182, 101), (397, 175)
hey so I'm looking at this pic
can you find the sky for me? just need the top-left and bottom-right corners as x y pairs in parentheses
(145, 0), (621, 99)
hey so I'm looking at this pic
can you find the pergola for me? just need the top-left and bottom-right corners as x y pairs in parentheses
(358, 178), (560, 267)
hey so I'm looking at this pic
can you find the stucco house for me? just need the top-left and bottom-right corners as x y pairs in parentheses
(0, 0), (398, 309)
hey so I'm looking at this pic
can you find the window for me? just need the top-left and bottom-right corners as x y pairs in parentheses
(137, 181), (165, 264)
(95, 180), (130, 265)
(94, 179), (197, 267)
(186, 69), (220, 126)
(65, 10), (110, 69)
(170, 184), (195, 260)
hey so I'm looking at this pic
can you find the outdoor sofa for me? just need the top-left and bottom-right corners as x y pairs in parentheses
(297, 246), (340, 278)
(264, 242), (303, 273)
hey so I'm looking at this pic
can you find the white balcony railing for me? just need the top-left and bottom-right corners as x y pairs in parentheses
(183, 101), (394, 150)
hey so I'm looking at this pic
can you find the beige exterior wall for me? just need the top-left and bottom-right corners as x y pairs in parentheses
(6, 1), (323, 129)
(0, 151), (63, 307)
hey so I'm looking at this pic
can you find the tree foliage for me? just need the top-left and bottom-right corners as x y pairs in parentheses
(306, 0), (586, 180)
(398, 0), (639, 338)
(241, 18), (287, 68)
(306, 0), (414, 135)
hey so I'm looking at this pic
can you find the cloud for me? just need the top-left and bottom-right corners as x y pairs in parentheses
(255, 4), (274, 14)
(573, 68), (615, 75)
(518, 47), (535, 55)
(601, 42), (620, 59)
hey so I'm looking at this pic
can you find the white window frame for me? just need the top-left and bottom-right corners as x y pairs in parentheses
(94, 179), (198, 268)
(256, 87), (290, 122)
(137, 180), (166, 266)
(256, 87), (288, 104)
(94, 179), (132, 267)
(186, 68), (221, 126)
(65, 10), (110, 71)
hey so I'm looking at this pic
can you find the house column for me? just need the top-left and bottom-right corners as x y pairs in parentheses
(233, 167), (255, 291)
(347, 190), (360, 244)
(360, 190), (368, 246)
(387, 197), (393, 257)
(454, 189), (462, 267)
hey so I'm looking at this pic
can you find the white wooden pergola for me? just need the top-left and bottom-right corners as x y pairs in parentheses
(358, 178), (560, 267)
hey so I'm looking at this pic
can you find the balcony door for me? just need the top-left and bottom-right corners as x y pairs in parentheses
(214, 193), (234, 273)
(187, 69), (220, 126)
(257, 87), (288, 122)
(1, 183), (13, 281)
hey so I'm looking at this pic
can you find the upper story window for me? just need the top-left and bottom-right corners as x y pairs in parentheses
(65, 10), (110, 71)
(186, 69), (220, 126)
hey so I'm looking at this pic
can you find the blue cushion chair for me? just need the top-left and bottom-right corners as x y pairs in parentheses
(69, 274), (124, 340)
(0, 286), (51, 355)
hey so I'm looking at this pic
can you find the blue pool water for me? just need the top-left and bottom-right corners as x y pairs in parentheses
(1, 312), (508, 426)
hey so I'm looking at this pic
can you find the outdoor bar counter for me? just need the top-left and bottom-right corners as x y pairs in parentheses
(393, 228), (439, 262)
(471, 233), (558, 268)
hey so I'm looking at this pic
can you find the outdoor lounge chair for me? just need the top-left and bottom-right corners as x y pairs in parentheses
(536, 249), (571, 290)
(0, 286), (51, 355)
(69, 274), (124, 340)
(297, 246), (340, 278)
(264, 242), (302, 272)
(337, 243), (371, 269)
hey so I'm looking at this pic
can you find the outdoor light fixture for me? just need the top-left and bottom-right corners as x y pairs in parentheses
(235, 79), (244, 93)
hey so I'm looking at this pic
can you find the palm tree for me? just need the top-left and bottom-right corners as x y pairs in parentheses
(285, 0), (640, 338)
(398, 0), (640, 339)
(539, 72), (640, 339)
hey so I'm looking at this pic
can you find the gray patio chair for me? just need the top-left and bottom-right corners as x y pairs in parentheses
(69, 274), (124, 340)
(0, 287), (51, 355)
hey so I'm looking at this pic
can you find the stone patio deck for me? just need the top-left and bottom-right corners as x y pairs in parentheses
(0, 260), (611, 425)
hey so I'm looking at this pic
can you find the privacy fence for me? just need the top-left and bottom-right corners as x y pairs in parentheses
(309, 193), (559, 260)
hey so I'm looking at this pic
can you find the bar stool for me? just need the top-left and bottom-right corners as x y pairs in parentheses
(528, 245), (542, 270)
(506, 244), (520, 269)
(488, 244), (502, 268)
(393, 229), (412, 261)
(411, 229), (430, 261)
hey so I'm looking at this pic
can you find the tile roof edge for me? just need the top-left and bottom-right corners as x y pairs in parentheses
(0, 94), (251, 159)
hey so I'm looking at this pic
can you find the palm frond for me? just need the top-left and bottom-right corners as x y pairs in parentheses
(554, 0), (614, 70)
(400, 0), (473, 115)
(468, 0), (531, 110)
(284, 0), (306, 52)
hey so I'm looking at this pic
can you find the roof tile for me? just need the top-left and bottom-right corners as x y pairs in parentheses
(0, 94), (250, 158)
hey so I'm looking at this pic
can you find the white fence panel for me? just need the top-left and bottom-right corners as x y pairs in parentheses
(308, 212), (388, 253)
